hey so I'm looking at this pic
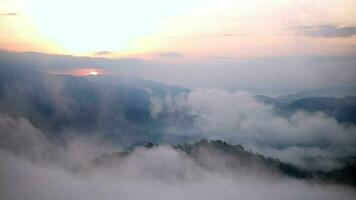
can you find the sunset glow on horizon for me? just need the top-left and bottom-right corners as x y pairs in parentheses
(68, 68), (105, 76)
(89, 71), (99, 76)
(0, 0), (356, 60)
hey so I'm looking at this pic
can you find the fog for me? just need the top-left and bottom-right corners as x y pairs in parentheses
(153, 88), (356, 170)
(1, 114), (355, 200)
(0, 63), (356, 199)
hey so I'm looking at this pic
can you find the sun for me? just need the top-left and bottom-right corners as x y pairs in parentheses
(89, 71), (99, 76)
(68, 68), (104, 76)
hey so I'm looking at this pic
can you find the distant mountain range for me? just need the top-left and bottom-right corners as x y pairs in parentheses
(86, 74), (188, 97)
(279, 86), (356, 101)
(1, 54), (355, 148)
(256, 92), (356, 124)
(0, 64), (191, 146)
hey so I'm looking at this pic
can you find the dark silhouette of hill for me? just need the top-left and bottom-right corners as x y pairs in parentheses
(94, 140), (356, 187)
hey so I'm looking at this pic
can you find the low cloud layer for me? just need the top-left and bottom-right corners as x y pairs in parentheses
(1, 114), (356, 200)
(152, 89), (356, 170)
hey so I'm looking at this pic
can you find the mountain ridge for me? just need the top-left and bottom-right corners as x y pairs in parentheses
(94, 140), (356, 187)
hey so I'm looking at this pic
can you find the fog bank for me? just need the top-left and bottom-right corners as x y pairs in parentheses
(152, 89), (356, 170)
(1, 114), (356, 200)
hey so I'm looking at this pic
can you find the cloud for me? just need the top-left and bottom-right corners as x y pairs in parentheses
(149, 97), (164, 119)
(2, 147), (355, 200)
(0, 114), (116, 165)
(157, 52), (184, 59)
(93, 51), (114, 56)
(0, 114), (53, 161)
(152, 88), (356, 170)
(0, 12), (18, 16)
(209, 56), (233, 60)
(296, 24), (356, 38)
(1, 113), (356, 200)
(222, 33), (247, 37)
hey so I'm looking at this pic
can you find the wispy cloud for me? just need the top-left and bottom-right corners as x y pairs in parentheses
(209, 56), (233, 60)
(157, 52), (184, 59)
(0, 12), (18, 16)
(222, 33), (247, 37)
(296, 24), (356, 38)
(93, 51), (114, 56)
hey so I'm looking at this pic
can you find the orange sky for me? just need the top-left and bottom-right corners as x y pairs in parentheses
(1, 0), (356, 60)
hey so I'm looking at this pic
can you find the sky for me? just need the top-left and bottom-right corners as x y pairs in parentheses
(0, 0), (356, 92)
(1, 0), (356, 59)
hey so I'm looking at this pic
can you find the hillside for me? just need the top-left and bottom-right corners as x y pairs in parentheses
(94, 140), (356, 187)
(0, 63), (190, 145)
(256, 95), (356, 124)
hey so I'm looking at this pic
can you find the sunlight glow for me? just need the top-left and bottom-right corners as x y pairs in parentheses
(23, 0), (201, 55)
(89, 71), (98, 76)
(69, 68), (104, 76)
(0, 0), (356, 58)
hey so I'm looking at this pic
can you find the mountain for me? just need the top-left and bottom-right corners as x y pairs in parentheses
(176, 140), (310, 179)
(286, 96), (356, 123)
(255, 95), (290, 108)
(256, 95), (356, 124)
(94, 140), (356, 187)
(0, 49), (143, 73)
(94, 140), (311, 179)
(86, 74), (188, 97)
(278, 86), (356, 102)
(0, 63), (191, 145)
